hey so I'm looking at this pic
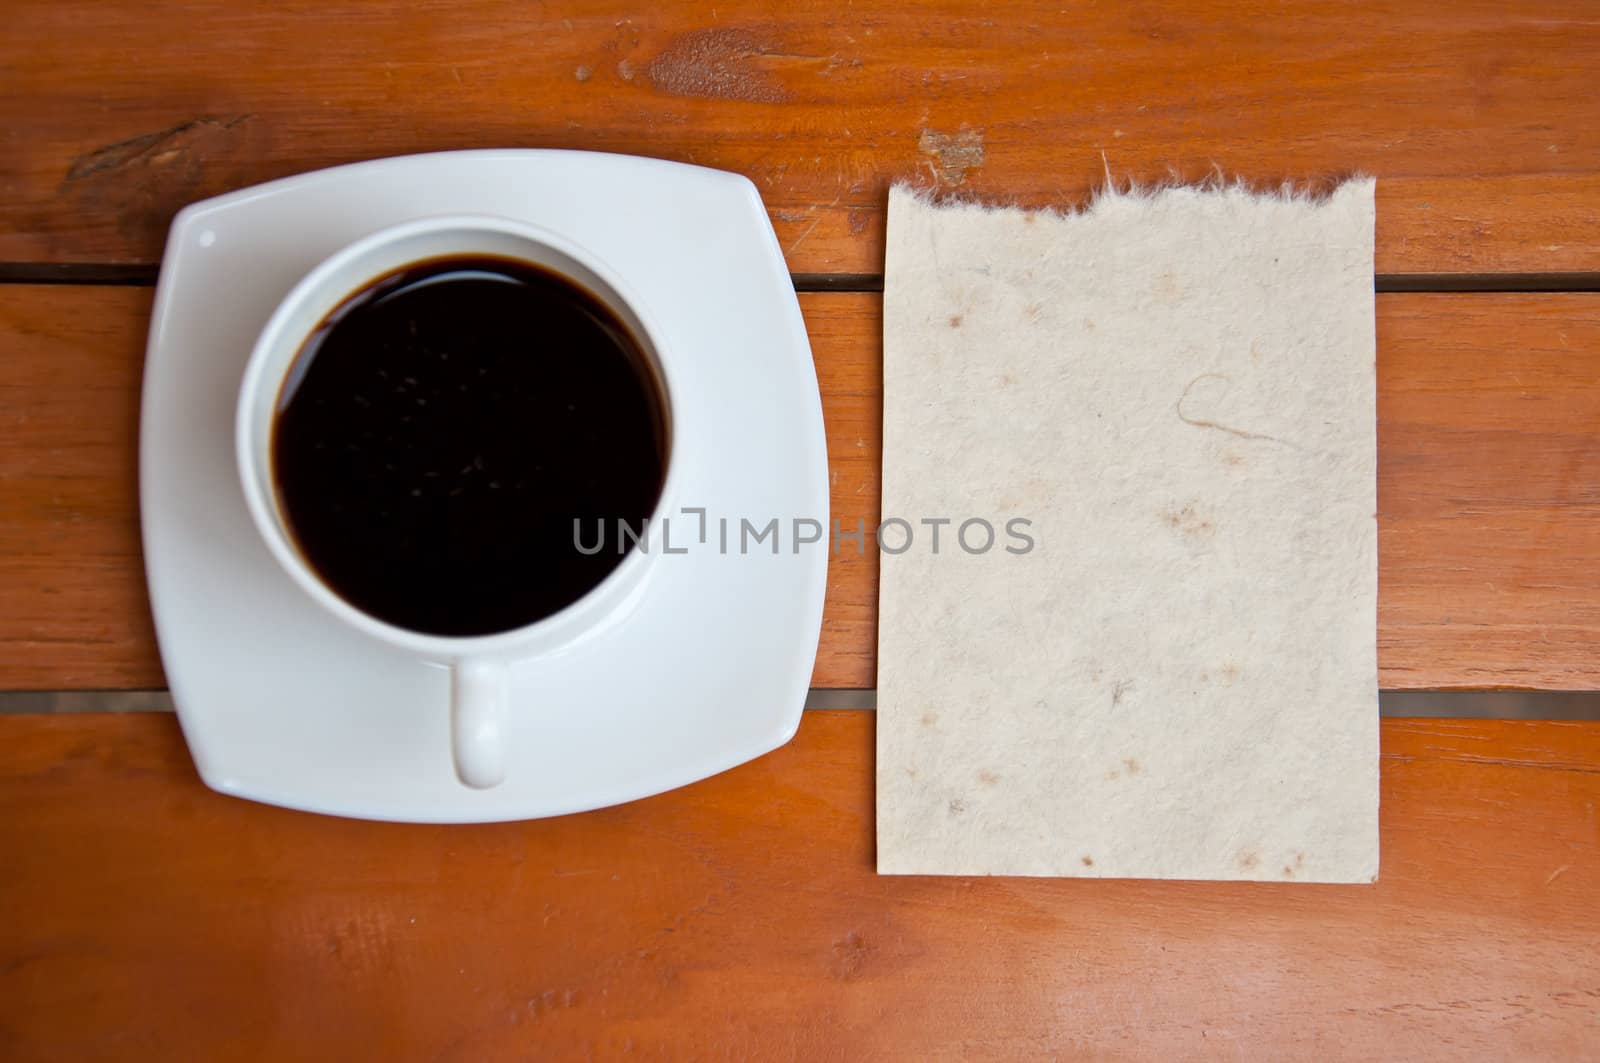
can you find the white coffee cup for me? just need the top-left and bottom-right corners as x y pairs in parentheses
(236, 215), (678, 791)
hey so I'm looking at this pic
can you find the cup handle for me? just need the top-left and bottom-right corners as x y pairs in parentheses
(451, 659), (506, 789)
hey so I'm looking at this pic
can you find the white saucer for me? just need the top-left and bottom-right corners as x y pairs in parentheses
(141, 150), (829, 822)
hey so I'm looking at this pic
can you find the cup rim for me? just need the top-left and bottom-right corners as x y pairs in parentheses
(235, 212), (680, 661)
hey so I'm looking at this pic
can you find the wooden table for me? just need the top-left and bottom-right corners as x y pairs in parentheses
(2, 2), (1597, 1057)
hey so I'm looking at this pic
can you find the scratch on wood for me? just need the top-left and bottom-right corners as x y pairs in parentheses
(645, 27), (802, 102)
(1436, 754), (1600, 775)
(828, 931), (874, 980)
(918, 128), (985, 186)
(785, 215), (822, 256)
(780, 194), (839, 256)
(65, 115), (254, 183)
(524, 988), (579, 1019)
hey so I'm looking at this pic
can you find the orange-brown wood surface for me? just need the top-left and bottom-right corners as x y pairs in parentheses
(2, 288), (1597, 690)
(4, 0), (1600, 1055)
(3, 0), (1598, 276)
(1, 712), (1597, 1060)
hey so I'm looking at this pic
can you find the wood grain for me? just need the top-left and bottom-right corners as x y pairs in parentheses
(0, 711), (1595, 1060)
(1379, 295), (1600, 689)
(3, 0), (1598, 276)
(2, 288), (1598, 690)
(0, 287), (156, 688)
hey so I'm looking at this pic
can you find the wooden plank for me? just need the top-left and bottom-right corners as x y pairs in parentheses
(0, 712), (1595, 1059)
(0, 287), (155, 689)
(805, 296), (882, 689)
(1, 288), (1597, 690)
(3, 1), (1598, 276)
(1379, 294), (1600, 689)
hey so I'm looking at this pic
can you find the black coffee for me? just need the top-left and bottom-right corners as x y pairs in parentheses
(272, 255), (667, 637)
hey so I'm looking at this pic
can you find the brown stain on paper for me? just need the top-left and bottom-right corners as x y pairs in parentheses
(1106, 758), (1142, 780)
(1160, 502), (1216, 539)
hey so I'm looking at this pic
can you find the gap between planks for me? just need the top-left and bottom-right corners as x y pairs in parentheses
(2, 690), (1599, 718)
(2, 264), (1600, 293)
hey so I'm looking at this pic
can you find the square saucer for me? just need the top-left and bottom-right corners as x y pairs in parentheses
(142, 150), (829, 822)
